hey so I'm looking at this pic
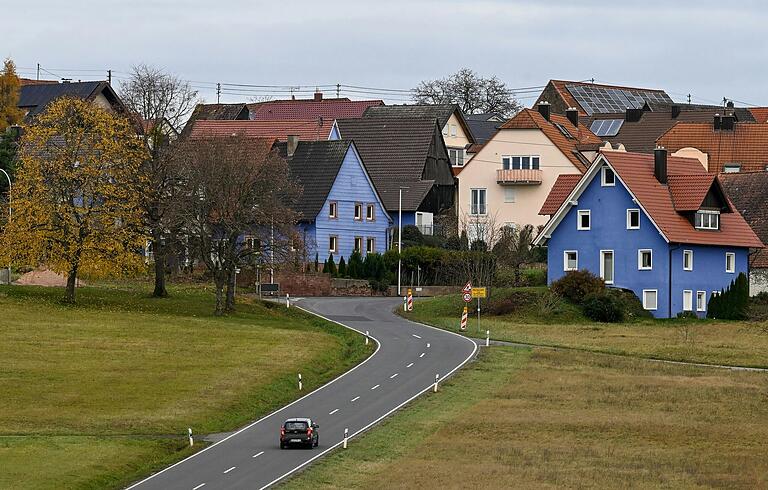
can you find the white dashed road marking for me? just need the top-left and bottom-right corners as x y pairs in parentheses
(252, 451), (264, 458)
(406, 362), (414, 368)
(351, 396), (360, 402)
(223, 467), (236, 474)
(192, 484), (206, 490)
(419, 352), (425, 358)
(329, 408), (339, 415)
(371, 384), (380, 390)
(390, 373), (399, 379)
(412, 334), (422, 339)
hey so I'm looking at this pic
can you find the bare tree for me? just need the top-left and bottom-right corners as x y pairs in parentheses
(413, 68), (521, 117)
(493, 224), (535, 285)
(175, 136), (299, 315)
(119, 64), (199, 297)
(457, 211), (502, 295)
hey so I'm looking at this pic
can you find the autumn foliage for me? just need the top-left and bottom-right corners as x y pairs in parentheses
(0, 97), (147, 302)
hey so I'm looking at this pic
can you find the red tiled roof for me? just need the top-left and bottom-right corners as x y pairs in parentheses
(247, 98), (383, 121)
(189, 119), (331, 141)
(602, 152), (762, 248)
(657, 121), (768, 173)
(667, 174), (717, 211)
(539, 174), (582, 215)
(497, 109), (601, 172)
(749, 107), (768, 124)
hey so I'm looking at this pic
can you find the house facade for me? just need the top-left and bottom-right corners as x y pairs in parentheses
(457, 104), (601, 235)
(535, 148), (763, 318)
(288, 139), (391, 263)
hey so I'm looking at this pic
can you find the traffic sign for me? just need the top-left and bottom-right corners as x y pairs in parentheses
(471, 287), (487, 298)
(460, 306), (468, 331)
(462, 281), (472, 294)
(462, 292), (472, 303)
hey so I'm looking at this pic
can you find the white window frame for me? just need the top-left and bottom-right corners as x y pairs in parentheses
(366, 203), (375, 221)
(450, 124), (457, 137)
(643, 289), (658, 311)
(725, 252), (735, 273)
(696, 291), (706, 312)
(723, 163), (741, 173)
(470, 188), (487, 216)
(638, 249), (653, 270)
(366, 237), (375, 254)
(563, 250), (578, 271)
(502, 155), (540, 170)
(354, 236), (363, 252)
(577, 210), (591, 230)
(600, 249), (614, 285)
(354, 202), (363, 221)
(329, 235), (338, 253)
(695, 210), (720, 230)
(504, 187), (515, 203)
(683, 290), (693, 312)
(683, 250), (693, 271)
(626, 209), (640, 230)
(601, 166), (616, 186)
(328, 201), (338, 219)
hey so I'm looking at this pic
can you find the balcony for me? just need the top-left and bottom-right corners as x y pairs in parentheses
(496, 169), (543, 185)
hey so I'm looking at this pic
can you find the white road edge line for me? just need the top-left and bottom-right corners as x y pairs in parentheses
(412, 334), (422, 339)
(223, 466), (236, 474)
(351, 396), (360, 402)
(192, 484), (206, 490)
(329, 408), (339, 415)
(258, 310), (479, 490)
(406, 362), (414, 368)
(252, 451), (264, 458)
(125, 305), (383, 490)
(419, 352), (425, 358)
(371, 384), (380, 390)
(390, 373), (398, 379)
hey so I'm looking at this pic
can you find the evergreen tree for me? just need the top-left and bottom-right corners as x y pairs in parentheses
(707, 273), (749, 320)
(0, 59), (24, 132)
(314, 252), (319, 272)
(326, 254), (337, 276)
(338, 256), (347, 277)
(348, 250), (364, 278)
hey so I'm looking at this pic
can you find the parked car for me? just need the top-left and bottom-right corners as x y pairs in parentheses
(279, 418), (319, 449)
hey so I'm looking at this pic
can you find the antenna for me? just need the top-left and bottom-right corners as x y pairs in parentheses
(687, 93), (691, 104)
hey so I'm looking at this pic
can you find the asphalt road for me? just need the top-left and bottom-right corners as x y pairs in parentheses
(126, 297), (478, 490)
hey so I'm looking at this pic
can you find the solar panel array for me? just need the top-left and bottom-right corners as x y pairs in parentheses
(590, 119), (624, 137)
(566, 84), (673, 115)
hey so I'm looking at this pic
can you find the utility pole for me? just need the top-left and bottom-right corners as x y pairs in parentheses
(107, 69), (112, 85)
(216, 83), (221, 104)
(397, 186), (409, 296)
(36, 63), (40, 81)
(336, 83), (341, 98)
(0, 168), (11, 285)
(687, 93), (692, 104)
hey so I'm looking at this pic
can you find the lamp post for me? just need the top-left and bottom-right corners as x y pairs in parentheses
(0, 168), (10, 285)
(397, 186), (409, 296)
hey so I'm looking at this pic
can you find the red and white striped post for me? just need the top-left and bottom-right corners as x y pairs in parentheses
(460, 306), (468, 331)
(407, 288), (413, 311)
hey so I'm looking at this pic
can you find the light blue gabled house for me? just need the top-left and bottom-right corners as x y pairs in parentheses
(534, 148), (763, 318)
(288, 139), (391, 263)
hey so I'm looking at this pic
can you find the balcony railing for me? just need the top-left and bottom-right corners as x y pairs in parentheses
(496, 168), (543, 185)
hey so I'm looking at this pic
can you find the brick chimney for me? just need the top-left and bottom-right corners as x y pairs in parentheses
(537, 101), (551, 121)
(654, 146), (668, 184)
(313, 91), (323, 102)
(565, 107), (579, 127)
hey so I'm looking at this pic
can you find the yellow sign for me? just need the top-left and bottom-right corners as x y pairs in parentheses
(471, 287), (487, 298)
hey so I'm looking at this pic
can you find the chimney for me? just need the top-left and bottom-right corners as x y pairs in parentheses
(671, 105), (681, 119)
(654, 146), (668, 184)
(625, 107), (643, 122)
(287, 135), (299, 158)
(313, 91), (323, 102)
(721, 114), (735, 130)
(713, 114), (721, 131)
(537, 101), (551, 121)
(565, 107), (579, 127)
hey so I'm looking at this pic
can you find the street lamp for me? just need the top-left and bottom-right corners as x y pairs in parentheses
(0, 168), (11, 285)
(397, 186), (409, 296)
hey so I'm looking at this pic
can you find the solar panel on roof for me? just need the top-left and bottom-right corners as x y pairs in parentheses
(566, 84), (673, 115)
(589, 119), (624, 137)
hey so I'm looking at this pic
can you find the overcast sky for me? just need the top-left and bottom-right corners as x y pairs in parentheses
(6, 0), (767, 107)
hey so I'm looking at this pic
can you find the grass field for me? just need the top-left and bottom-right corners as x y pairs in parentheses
(402, 289), (768, 368)
(0, 282), (372, 489)
(281, 347), (768, 489)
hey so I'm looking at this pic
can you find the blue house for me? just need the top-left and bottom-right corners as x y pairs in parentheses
(287, 139), (391, 263)
(534, 148), (763, 318)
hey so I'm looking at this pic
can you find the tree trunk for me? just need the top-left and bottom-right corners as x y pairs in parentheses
(65, 266), (78, 304)
(225, 268), (236, 312)
(214, 274), (226, 316)
(151, 231), (168, 298)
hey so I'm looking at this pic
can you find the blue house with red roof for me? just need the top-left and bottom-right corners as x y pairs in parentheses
(534, 148), (763, 318)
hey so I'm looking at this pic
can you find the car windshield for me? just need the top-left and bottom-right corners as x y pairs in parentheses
(285, 421), (308, 430)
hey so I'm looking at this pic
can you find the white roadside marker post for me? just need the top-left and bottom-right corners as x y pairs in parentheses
(433, 373), (440, 393)
(286, 293), (290, 308)
(426, 342), (430, 349)
(188, 427), (193, 447)
(298, 373), (303, 391)
(343, 428), (349, 449)
(486, 330), (490, 347)
(403, 296), (407, 311)
(365, 330), (369, 345)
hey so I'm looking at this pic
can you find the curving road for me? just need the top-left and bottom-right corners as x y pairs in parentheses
(126, 297), (477, 490)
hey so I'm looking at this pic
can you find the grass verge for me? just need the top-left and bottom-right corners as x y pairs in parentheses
(0, 282), (373, 489)
(281, 346), (768, 489)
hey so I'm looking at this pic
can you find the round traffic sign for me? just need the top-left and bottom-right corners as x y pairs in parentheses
(463, 292), (472, 303)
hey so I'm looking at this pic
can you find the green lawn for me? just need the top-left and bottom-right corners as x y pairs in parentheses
(281, 347), (768, 489)
(402, 289), (768, 368)
(0, 282), (372, 489)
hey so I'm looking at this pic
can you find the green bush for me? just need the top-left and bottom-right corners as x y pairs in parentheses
(609, 288), (653, 319)
(749, 291), (768, 322)
(708, 273), (749, 320)
(337, 256), (347, 277)
(676, 311), (698, 319)
(551, 270), (605, 305)
(536, 290), (566, 317)
(347, 251), (364, 278)
(582, 292), (624, 323)
(522, 268), (546, 287)
(485, 290), (539, 316)
(325, 254), (337, 276)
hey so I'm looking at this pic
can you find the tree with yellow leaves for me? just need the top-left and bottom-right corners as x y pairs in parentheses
(0, 58), (24, 131)
(0, 97), (148, 302)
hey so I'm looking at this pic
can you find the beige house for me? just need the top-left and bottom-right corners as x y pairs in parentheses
(457, 103), (601, 238)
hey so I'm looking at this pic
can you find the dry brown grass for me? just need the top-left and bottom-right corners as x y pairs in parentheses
(283, 348), (768, 489)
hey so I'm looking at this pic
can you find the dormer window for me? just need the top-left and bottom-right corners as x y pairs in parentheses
(723, 163), (741, 173)
(695, 210), (720, 230)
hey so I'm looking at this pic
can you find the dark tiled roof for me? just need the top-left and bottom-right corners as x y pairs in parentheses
(334, 117), (442, 211)
(539, 174), (582, 215)
(465, 118), (502, 144)
(465, 112), (503, 122)
(720, 171), (768, 267)
(363, 104), (457, 127)
(249, 98), (382, 121)
(190, 103), (249, 121)
(288, 140), (352, 220)
(19, 81), (108, 117)
(189, 119), (331, 141)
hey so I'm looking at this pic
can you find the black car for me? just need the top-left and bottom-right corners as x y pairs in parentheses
(279, 418), (319, 449)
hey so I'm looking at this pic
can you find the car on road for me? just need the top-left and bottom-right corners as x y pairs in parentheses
(279, 418), (319, 449)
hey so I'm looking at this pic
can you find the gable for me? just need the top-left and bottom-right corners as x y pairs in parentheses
(325, 144), (391, 223)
